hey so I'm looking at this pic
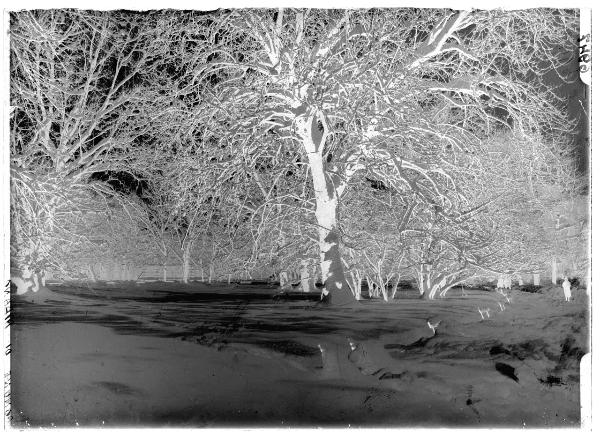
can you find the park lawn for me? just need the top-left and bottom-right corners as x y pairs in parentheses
(10, 282), (588, 427)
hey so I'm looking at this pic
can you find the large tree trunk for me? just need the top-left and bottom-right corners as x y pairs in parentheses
(416, 263), (438, 299)
(533, 272), (540, 286)
(306, 151), (354, 305)
(427, 282), (441, 300)
(380, 282), (389, 302)
(300, 259), (311, 292)
(366, 276), (375, 298)
(296, 111), (355, 305)
(161, 243), (168, 282)
(182, 243), (191, 284)
(551, 258), (558, 285)
(417, 267), (458, 300)
(390, 274), (400, 299)
(432, 276), (447, 299)
(347, 269), (363, 300)
(416, 264), (425, 298)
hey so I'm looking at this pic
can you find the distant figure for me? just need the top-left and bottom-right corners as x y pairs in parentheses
(562, 277), (572, 302)
(427, 320), (441, 335)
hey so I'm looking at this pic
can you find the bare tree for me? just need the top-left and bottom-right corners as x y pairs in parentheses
(9, 174), (154, 293)
(470, 131), (584, 285)
(338, 180), (412, 301)
(191, 8), (577, 304)
(10, 10), (177, 290)
(10, 10), (178, 179)
(10, 9), (581, 302)
(346, 128), (584, 300)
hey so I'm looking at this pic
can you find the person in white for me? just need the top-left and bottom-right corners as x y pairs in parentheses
(562, 276), (572, 302)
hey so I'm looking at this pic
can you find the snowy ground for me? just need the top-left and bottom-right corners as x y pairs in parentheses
(10, 282), (588, 427)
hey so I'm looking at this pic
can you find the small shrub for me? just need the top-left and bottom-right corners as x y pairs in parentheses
(519, 284), (543, 293)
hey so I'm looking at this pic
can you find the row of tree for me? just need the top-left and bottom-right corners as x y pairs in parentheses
(9, 8), (587, 302)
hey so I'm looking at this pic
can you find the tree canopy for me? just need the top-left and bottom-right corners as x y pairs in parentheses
(9, 8), (587, 300)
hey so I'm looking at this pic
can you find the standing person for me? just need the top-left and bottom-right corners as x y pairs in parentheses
(562, 276), (572, 302)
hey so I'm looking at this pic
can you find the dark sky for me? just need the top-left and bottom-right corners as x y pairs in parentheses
(566, 78), (590, 174)
(546, 34), (590, 175)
